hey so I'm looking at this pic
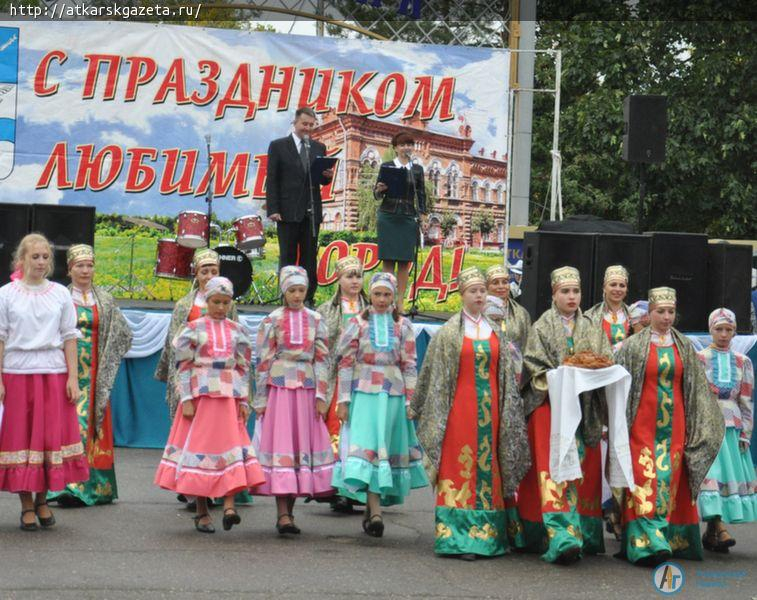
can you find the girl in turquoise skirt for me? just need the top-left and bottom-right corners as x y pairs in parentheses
(332, 272), (428, 537)
(697, 308), (756, 551)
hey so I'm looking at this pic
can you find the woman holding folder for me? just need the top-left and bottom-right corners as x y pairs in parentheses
(373, 132), (428, 313)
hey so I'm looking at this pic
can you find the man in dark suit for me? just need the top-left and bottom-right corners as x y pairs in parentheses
(266, 107), (333, 304)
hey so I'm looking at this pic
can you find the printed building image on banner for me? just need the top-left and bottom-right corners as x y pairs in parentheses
(0, 21), (509, 224)
(0, 21), (513, 308)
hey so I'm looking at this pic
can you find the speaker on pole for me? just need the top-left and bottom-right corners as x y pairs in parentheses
(623, 95), (668, 232)
(622, 95), (667, 164)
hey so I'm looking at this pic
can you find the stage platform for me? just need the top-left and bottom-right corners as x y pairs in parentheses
(109, 303), (757, 464)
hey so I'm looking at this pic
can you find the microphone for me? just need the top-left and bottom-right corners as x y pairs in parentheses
(302, 135), (311, 151)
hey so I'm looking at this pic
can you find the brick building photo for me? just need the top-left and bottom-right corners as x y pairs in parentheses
(312, 109), (508, 247)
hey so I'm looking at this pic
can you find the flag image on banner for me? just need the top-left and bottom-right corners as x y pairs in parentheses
(0, 27), (19, 180)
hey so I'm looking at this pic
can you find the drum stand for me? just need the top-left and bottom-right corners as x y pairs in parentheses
(406, 170), (444, 323)
(204, 134), (214, 248)
(106, 234), (155, 299)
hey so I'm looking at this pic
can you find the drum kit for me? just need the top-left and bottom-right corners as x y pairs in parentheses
(154, 210), (268, 302)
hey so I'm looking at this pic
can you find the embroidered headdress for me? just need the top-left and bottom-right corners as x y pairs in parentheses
(336, 255), (363, 277)
(550, 266), (580, 291)
(457, 267), (486, 293)
(193, 248), (220, 269)
(603, 265), (629, 284)
(485, 264), (509, 284)
(648, 287), (676, 307)
(67, 244), (95, 266)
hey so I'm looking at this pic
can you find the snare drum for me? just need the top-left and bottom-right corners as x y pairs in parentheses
(177, 210), (209, 248)
(155, 239), (194, 280)
(232, 214), (265, 250)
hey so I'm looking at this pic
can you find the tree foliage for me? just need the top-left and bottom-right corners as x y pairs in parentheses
(530, 2), (756, 238)
(440, 212), (458, 238)
(356, 162), (379, 232)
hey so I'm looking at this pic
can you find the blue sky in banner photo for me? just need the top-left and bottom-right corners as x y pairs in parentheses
(0, 21), (509, 219)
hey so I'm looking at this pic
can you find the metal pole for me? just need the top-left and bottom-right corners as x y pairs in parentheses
(205, 134), (213, 247)
(637, 163), (646, 232)
(315, 0), (324, 36)
(549, 50), (562, 221)
(504, 88), (516, 268)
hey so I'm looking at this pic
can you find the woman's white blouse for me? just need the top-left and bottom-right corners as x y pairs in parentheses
(0, 280), (79, 374)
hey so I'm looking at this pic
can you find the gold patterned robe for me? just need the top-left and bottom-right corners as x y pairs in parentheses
(412, 312), (530, 497)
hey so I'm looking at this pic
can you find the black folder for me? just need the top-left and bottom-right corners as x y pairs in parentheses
(377, 164), (409, 198)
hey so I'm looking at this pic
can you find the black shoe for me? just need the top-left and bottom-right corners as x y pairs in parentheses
(276, 514), (300, 535)
(635, 550), (671, 567)
(330, 496), (356, 514)
(193, 513), (215, 534)
(366, 514), (384, 538)
(458, 553), (477, 561)
(55, 494), (86, 508)
(34, 502), (56, 528)
(20, 509), (38, 531)
(702, 531), (732, 553)
(177, 494), (188, 503)
(222, 508), (241, 531)
(555, 546), (581, 565)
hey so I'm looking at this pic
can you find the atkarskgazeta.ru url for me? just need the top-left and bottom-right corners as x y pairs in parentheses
(9, 3), (203, 20)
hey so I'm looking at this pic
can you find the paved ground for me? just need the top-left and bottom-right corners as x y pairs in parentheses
(1, 448), (755, 599)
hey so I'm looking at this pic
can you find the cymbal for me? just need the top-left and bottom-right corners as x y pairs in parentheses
(123, 216), (169, 231)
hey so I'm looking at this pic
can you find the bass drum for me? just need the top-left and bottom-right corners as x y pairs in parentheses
(213, 245), (252, 299)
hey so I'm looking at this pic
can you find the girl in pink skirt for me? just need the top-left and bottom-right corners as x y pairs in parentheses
(155, 277), (265, 533)
(0, 233), (89, 530)
(254, 265), (336, 534)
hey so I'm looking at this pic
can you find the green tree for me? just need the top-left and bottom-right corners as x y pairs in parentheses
(471, 212), (494, 247)
(530, 3), (756, 238)
(356, 162), (379, 232)
(440, 212), (458, 239)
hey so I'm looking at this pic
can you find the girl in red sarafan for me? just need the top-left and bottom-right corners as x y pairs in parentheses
(0, 233), (89, 531)
(155, 277), (265, 534)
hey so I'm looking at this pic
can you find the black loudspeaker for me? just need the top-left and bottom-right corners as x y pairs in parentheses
(31, 205), (96, 285)
(706, 243), (752, 334)
(648, 232), (708, 331)
(0, 203), (32, 283)
(520, 231), (596, 321)
(622, 95), (667, 163)
(592, 234), (651, 307)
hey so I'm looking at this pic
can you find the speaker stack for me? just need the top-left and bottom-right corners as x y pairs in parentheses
(520, 231), (595, 321)
(707, 242), (753, 334)
(646, 232), (709, 331)
(0, 203), (32, 284)
(593, 233), (651, 307)
(0, 203), (96, 286)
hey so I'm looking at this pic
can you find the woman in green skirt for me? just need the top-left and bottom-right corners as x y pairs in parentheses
(373, 131), (428, 313)
(332, 272), (428, 537)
